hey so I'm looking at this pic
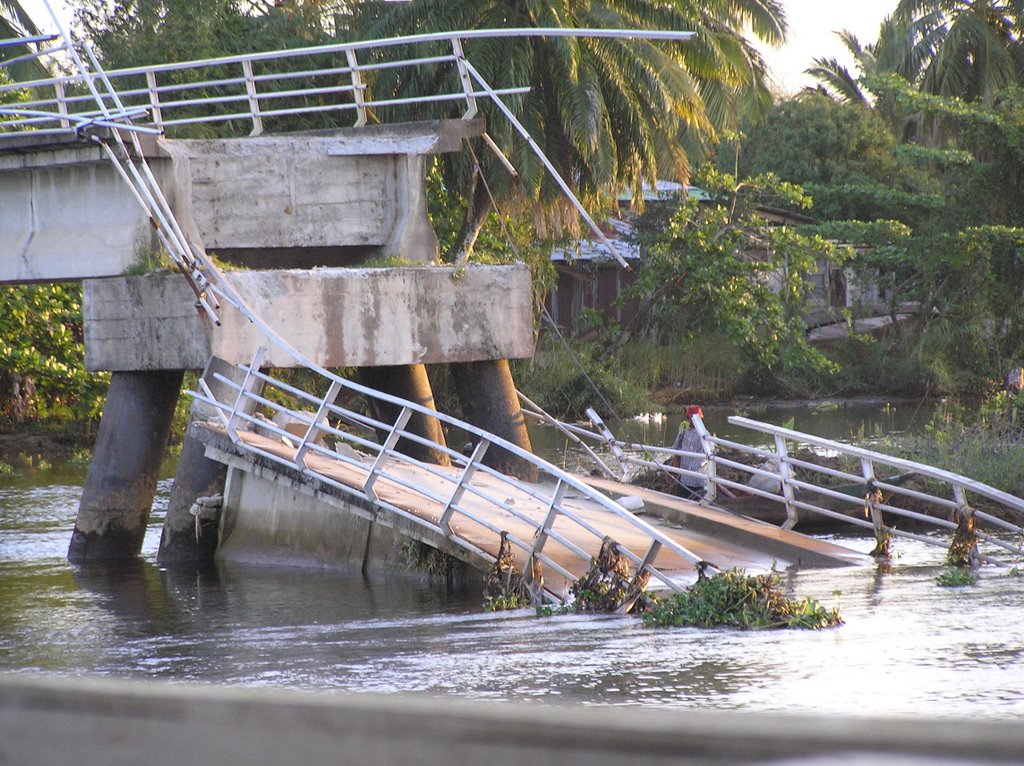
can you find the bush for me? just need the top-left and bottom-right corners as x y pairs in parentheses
(513, 341), (655, 419)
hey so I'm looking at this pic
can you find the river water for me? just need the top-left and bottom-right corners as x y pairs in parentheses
(2, 403), (1024, 719)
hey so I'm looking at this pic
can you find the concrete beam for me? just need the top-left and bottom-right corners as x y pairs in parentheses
(0, 120), (483, 282)
(3, 675), (1023, 766)
(0, 145), (162, 282)
(83, 265), (534, 371)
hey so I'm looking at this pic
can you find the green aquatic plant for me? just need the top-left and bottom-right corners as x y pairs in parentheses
(641, 568), (843, 630)
(936, 566), (978, 587)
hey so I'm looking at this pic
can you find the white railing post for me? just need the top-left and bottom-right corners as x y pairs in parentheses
(345, 49), (367, 127)
(295, 380), (342, 470)
(775, 434), (798, 530)
(586, 407), (629, 479)
(691, 414), (717, 503)
(363, 406), (413, 502)
(523, 480), (567, 596)
(226, 346), (267, 442)
(242, 59), (263, 136)
(438, 438), (490, 533)
(451, 37), (478, 120)
(54, 80), (70, 129)
(145, 71), (163, 131)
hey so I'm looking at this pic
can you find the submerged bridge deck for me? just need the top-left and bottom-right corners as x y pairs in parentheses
(193, 415), (865, 601)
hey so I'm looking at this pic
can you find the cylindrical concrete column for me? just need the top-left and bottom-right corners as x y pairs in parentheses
(158, 357), (248, 564)
(356, 364), (450, 466)
(450, 359), (538, 482)
(68, 370), (184, 564)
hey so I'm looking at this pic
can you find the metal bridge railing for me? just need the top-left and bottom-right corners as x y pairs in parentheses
(0, 28), (691, 138)
(189, 345), (710, 603)
(519, 406), (1024, 566)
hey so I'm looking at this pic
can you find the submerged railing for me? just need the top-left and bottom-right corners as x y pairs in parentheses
(518, 404), (1024, 566)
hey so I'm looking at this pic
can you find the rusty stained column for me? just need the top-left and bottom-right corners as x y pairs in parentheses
(158, 357), (251, 564)
(356, 364), (451, 466)
(68, 370), (184, 564)
(450, 359), (538, 482)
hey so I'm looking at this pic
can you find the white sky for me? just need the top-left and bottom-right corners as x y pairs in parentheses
(760, 0), (897, 95)
(22, 0), (894, 97)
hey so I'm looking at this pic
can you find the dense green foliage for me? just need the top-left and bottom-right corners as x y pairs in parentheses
(351, 0), (783, 258)
(0, 284), (108, 426)
(627, 165), (845, 387)
(642, 569), (842, 629)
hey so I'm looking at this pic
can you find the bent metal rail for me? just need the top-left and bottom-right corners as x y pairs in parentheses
(0, 26), (693, 268)
(0, 12), (706, 601)
(519, 405), (1024, 566)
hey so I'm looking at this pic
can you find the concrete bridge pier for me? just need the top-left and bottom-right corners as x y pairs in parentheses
(68, 369), (184, 564)
(157, 357), (253, 564)
(356, 364), (451, 467)
(451, 359), (538, 482)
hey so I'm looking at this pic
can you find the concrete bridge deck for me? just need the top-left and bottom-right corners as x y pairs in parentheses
(194, 421), (867, 595)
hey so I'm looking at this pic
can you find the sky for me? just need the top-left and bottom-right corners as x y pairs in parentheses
(759, 0), (897, 95)
(21, 0), (894, 96)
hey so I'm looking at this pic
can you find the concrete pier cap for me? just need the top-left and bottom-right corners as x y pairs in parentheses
(83, 264), (534, 371)
(0, 119), (483, 282)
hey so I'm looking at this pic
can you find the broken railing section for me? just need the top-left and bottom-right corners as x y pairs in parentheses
(520, 406), (1024, 567)
(191, 346), (711, 604)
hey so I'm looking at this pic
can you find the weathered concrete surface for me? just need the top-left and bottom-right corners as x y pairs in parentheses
(0, 141), (163, 282)
(452, 359), (538, 482)
(217, 466), (406, 573)
(207, 442), (479, 575)
(4, 675), (1023, 766)
(69, 370), (183, 564)
(0, 120), (482, 283)
(158, 357), (253, 564)
(83, 265), (534, 371)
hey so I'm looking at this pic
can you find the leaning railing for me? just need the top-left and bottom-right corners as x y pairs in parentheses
(190, 345), (709, 602)
(519, 405), (1024, 566)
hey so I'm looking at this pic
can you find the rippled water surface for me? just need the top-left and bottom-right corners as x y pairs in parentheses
(2, 404), (1023, 719)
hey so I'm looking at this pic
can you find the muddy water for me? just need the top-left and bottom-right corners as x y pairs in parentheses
(3, 401), (1023, 718)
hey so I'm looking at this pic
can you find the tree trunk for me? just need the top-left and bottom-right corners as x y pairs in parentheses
(446, 172), (493, 265)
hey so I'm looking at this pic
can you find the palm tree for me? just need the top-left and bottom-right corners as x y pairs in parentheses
(352, 0), (785, 261)
(805, 29), (877, 105)
(889, 0), (1024, 104)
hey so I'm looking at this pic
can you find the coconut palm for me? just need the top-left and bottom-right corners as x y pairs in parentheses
(352, 0), (785, 260)
(805, 29), (877, 105)
(889, 0), (1024, 104)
